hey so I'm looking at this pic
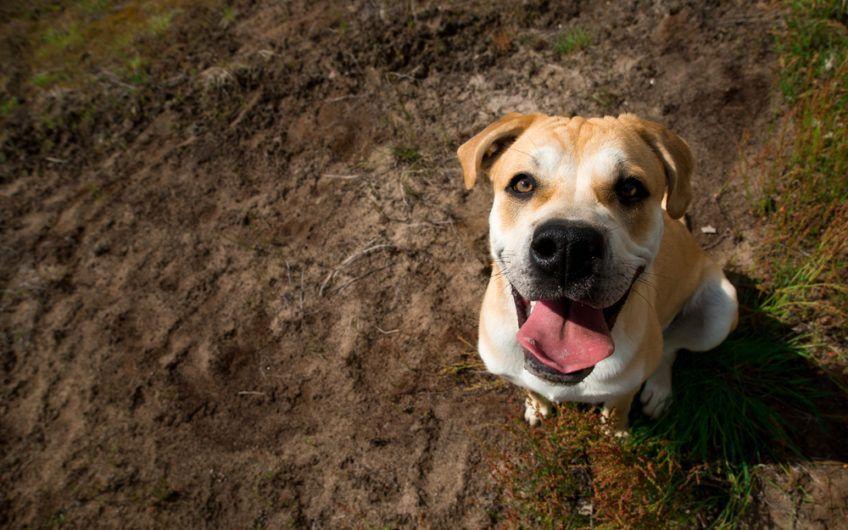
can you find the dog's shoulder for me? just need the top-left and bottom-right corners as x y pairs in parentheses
(651, 213), (712, 325)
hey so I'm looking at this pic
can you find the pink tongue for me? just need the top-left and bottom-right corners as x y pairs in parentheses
(516, 300), (614, 374)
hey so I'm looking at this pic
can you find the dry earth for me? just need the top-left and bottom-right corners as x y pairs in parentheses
(1, 0), (844, 528)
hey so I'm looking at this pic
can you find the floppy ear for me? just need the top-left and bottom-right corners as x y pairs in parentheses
(457, 113), (542, 190)
(619, 114), (693, 219)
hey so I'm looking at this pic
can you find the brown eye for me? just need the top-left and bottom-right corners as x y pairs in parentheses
(508, 173), (536, 196)
(615, 177), (648, 205)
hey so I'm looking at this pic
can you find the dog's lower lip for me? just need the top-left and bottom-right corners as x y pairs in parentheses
(525, 354), (594, 385)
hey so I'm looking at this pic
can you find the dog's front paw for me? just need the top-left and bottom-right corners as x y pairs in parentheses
(524, 396), (552, 426)
(641, 377), (672, 418)
(600, 405), (630, 435)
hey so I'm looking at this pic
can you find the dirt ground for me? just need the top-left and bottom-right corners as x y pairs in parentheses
(1, 0), (845, 527)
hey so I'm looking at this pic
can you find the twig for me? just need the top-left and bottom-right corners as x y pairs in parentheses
(386, 71), (417, 82)
(325, 93), (370, 103)
(238, 391), (266, 396)
(329, 265), (390, 294)
(318, 241), (395, 295)
(299, 270), (305, 320)
(98, 69), (137, 91)
(321, 173), (362, 180)
(702, 232), (729, 250)
(376, 326), (400, 335)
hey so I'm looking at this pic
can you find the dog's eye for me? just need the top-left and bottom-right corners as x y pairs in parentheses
(508, 174), (536, 196)
(615, 177), (649, 205)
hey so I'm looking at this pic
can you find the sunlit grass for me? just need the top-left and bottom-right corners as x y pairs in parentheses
(743, 0), (848, 359)
(553, 28), (591, 55)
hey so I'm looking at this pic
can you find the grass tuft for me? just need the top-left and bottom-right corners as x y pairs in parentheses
(392, 146), (423, 165)
(553, 28), (591, 55)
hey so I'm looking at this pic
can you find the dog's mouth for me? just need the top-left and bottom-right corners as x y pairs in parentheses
(512, 269), (643, 385)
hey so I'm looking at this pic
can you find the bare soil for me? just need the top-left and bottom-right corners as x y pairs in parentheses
(1, 0), (844, 527)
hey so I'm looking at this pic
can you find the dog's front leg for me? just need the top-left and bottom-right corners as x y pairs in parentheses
(524, 390), (554, 426)
(601, 388), (639, 434)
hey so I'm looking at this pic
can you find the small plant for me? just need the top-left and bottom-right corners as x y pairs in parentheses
(392, 146), (422, 165)
(1, 97), (19, 116)
(40, 24), (84, 54)
(79, 0), (109, 17)
(148, 11), (174, 35)
(125, 56), (147, 84)
(553, 28), (591, 55)
(220, 6), (237, 28)
(32, 71), (58, 88)
(442, 336), (508, 392)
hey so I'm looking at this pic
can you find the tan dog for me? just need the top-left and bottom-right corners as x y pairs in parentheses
(458, 113), (738, 431)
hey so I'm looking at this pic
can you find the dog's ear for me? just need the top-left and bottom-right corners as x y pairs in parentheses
(619, 114), (693, 219)
(457, 113), (541, 190)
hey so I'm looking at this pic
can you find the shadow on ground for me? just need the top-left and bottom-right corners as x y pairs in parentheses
(628, 271), (848, 524)
(636, 271), (846, 459)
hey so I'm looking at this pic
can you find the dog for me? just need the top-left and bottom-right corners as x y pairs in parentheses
(457, 113), (738, 432)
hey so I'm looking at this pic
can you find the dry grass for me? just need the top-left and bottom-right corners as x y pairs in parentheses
(489, 405), (695, 528)
(741, 0), (848, 361)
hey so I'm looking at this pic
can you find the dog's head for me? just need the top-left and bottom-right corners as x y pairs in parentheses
(458, 113), (692, 383)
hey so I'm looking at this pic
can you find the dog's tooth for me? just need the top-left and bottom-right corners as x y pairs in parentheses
(529, 301), (536, 312)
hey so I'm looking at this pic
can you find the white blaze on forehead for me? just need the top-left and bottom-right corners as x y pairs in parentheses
(575, 144), (625, 201)
(533, 144), (565, 174)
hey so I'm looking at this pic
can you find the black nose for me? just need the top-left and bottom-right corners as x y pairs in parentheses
(530, 220), (605, 283)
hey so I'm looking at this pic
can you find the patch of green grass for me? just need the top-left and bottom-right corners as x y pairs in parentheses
(78, 0), (110, 17)
(1, 97), (19, 116)
(32, 71), (60, 87)
(125, 55), (147, 84)
(635, 335), (825, 465)
(779, 0), (848, 101)
(148, 11), (175, 35)
(39, 23), (84, 55)
(553, 27), (591, 55)
(19, 0), (201, 90)
(631, 333), (831, 525)
(220, 5), (237, 28)
(392, 145), (422, 165)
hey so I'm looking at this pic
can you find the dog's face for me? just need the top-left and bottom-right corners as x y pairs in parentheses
(459, 113), (693, 383)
